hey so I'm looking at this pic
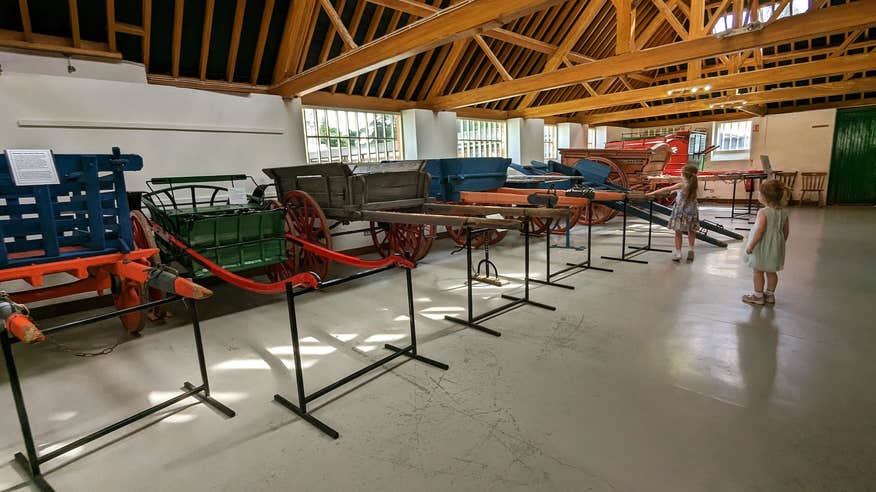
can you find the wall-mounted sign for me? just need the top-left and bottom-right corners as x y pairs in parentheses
(228, 187), (248, 205)
(4, 149), (60, 186)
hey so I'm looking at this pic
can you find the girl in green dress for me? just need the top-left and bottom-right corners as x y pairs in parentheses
(742, 179), (790, 305)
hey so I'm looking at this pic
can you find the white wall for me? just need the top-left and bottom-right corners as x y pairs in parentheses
(557, 122), (586, 150)
(401, 109), (457, 159)
(698, 109), (836, 201)
(589, 125), (628, 149)
(0, 49), (147, 83)
(507, 118), (544, 164)
(0, 72), (306, 194)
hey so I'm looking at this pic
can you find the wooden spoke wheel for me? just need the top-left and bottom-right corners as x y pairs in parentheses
(267, 191), (332, 282)
(444, 202), (508, 248)
(576, 157), (629, 225)
(369, 222), (434, 262)
(530, 206), (582, 235)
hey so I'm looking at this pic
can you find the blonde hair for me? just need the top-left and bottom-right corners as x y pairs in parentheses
(760, 179), (786, 207)
(681, 164), (698, 202)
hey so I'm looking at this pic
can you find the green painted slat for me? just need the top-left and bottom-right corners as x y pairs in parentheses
(829, 107), (876, 204)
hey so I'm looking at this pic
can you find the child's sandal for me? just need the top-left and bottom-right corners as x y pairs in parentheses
(742, 294), (765, 305)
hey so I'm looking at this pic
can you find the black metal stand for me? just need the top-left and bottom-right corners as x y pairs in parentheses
(530, 217), (575, 290)
(551, 200), (614, 277)
(716, 177), (744, 220)
(445, 218), (556, 337)
(625, 199), (672, 259)
(2, 296), (234, 492)
(601, 198), (650, 265)
(274, 268), (448, 439)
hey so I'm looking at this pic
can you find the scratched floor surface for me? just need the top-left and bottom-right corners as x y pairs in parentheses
(1, 206), (874, 491)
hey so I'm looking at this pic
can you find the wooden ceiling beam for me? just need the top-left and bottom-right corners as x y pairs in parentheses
(199, 0), (214, 80)
(319, 0), (358, 51)
(474, 35), (512, 81)
(517, 0), (607, 110)
(0, 29), (121, 59)
(105, 0), (116, 51)
(148, 74), (270, 93)
(584, 77), (876, 124)
(704, 0), (732, 34)
(651, 0), (688, 40)
(68, 0), (80, 48)
(613, 0), (634, 55)
(370, 0), (598, 62)
(271, 0), (565, 97)
(513, 52), (876, 118)
(624, 111), (750, 127)
(272, 0), (318, 83)
(226, 0), (247, 81)
(18, 0), (32, 42)
(426, 2), (876, 110)
(172, 0), (184, 78)
(250, 0), (275, 84)
(427, 38), (471, 98)
(337, 0), (368, 93)
(688, 0), (705, 80)
(142, 0), (151, 68)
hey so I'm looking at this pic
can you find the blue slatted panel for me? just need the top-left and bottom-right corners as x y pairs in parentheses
(0, 148), (143, 268)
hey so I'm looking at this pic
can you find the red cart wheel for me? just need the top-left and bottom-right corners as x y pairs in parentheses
(530, 206), (582, 234)
(369, 222), (434, 262)
(112, 276), (146, 334)
(131, 210), (165, 322)
(577, 157), (629, 225)
(268, 191), (332, 281)
(445, 222), (507, 248)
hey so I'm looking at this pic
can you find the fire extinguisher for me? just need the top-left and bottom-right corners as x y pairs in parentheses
(0, 291), (44, 343)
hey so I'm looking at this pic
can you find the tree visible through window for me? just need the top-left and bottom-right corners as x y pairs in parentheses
(457, 118), (506, 158)
(544, 124), (558, 161)
(713, 121), (752, 152)
(302, 107), (403, 164)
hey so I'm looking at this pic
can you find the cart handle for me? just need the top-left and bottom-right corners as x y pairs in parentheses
(148, 175), (249, 185)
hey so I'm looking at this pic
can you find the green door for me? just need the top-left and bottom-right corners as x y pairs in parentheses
(828, 107), (876, 204)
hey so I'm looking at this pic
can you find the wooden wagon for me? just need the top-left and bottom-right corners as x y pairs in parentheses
(558, 146), (670, 223)
(263, 161), (539, 279)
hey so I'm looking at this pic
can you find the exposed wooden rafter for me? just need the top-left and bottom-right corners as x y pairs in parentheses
(226, 0), (247, 81)
(250, 0), (276, 84)
(513, 52), (876, 118)
(585, 78), (876, 124)
(425, 2), (876, 110)
(271, 0), (565, 97)
(319, 0), (358, 51)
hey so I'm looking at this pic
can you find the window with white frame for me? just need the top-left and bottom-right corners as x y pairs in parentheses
(587, 128), (597, 149)
(544, 124), (558, 161)
(457, 118), (506, 158)
(713, 120), (752, 153)
(712, 0), (809, 34)
(302, 107), (403, 164)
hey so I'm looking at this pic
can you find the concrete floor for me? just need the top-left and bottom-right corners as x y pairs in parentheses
(1, 206), (875, 491)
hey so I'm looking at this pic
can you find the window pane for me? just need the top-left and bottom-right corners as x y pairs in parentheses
(301, 107), (402, 165)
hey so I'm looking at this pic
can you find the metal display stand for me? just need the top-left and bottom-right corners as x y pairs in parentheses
(601, 198), (651, 265)
(549, 201), (615, 277)
(625, 199), (673, 258)
(444, 219), (556, 337)
(716, 173), (768, 231)
(274, 266), (448, 439)
(2, 296), (234, 492)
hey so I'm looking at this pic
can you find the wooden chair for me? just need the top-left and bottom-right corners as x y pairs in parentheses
(773, 171), (798, 205)
(800, 172), (828, 206)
